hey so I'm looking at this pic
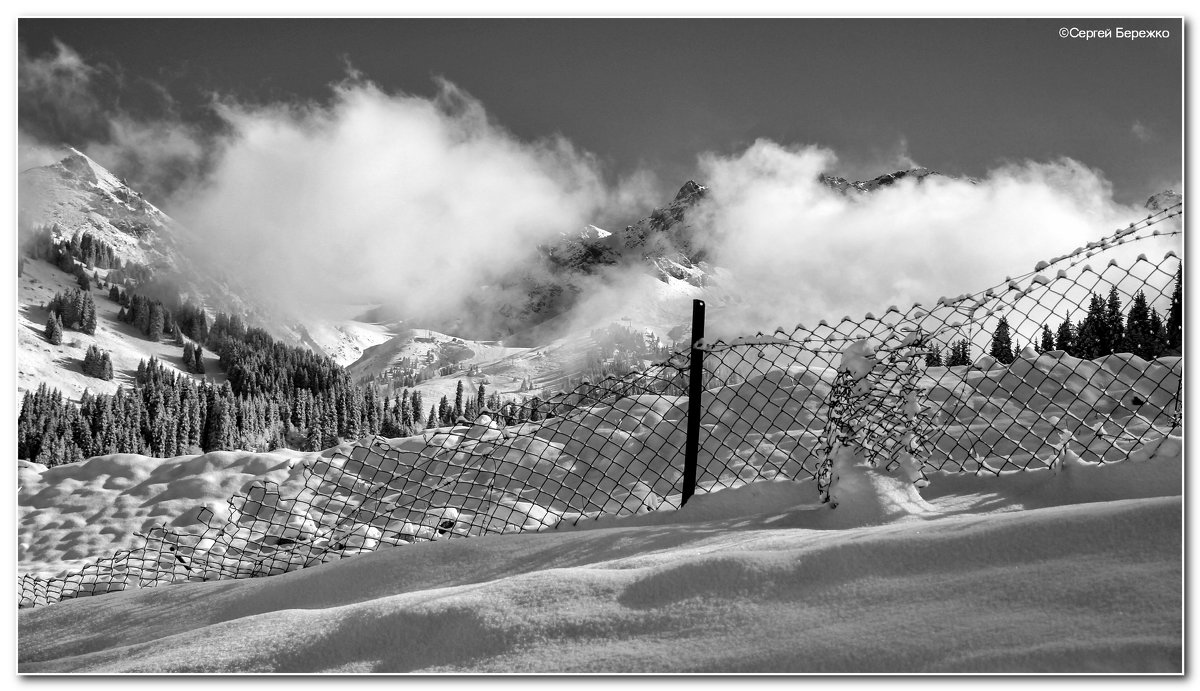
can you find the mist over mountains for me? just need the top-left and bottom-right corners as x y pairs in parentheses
(19, 142), (1181, 361)
(17, 60), (1180, 361)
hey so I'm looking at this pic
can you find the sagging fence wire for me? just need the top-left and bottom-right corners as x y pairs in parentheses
(18, 202), (1183, 608)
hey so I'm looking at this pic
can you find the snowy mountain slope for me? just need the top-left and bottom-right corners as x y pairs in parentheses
(345, 326), (535, 408)
(1146, 189), (1183, 212)
(18, 148), (245, 313)
(16, 256), (226, 404)
(294, 319), (396, 368)
(16, 150), (285, 401)
(18, 148), (180, 269)
(818, 166), (946, 194)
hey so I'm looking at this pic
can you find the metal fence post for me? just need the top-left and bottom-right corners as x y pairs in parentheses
(682, 299), (705, 506)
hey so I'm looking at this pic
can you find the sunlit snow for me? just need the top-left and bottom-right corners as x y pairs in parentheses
(17, 349), (1182, 673)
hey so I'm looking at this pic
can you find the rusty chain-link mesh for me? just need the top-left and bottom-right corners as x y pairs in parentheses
(19, 203), (1182, 608)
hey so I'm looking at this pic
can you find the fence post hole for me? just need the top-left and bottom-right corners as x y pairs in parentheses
(683, 299), (705, 506)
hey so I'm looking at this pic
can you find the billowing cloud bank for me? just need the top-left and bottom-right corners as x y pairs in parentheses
(20, 42), (1180, 338)
(689, 140), (1179, 338)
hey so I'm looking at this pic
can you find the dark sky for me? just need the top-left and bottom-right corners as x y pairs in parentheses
(18, 17), (1183, 205)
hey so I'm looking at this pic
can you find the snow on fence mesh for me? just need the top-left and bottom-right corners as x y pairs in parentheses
(692, 218), (1182, 502)
(19, 204), (1183, 608)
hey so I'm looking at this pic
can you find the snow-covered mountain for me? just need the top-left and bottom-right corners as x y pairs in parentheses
(18, 148), (269, 327)
(546, 180), (710, 284)
(818, 166), (945, 194)
(16, 150), (398, 394)
(1146, 189), (1183, 212)
(19, 148), (180, 268)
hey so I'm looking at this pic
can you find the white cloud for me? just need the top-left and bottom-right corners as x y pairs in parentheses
(170, 78), (618, 322)
(1132, 120), (1153, 142)
(21, 42), (1176, 346)
(18, 39), (98, 117)
(687, 139), (1179, 340)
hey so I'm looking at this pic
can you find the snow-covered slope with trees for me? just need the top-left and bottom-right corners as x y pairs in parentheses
(19, 148), (179, 268)
(16, 330), (1182, 672)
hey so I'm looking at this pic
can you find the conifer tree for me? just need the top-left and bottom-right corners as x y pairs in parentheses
(400, 394), (413, 430)
(411, 390), (423, 423)
(1040, 325), (1055, 353)
(1105, 287), (1124, 355)
(1055, 319), (1074, 355)
(81, 296), (97, 335)
(528, 396), (542, 422)
(943, 339), (967, 367)
(1123, 290), (1155, 359)
(1167, 268), (1182, 353)
(83, 345), (97, 377)
(454, 380), (464, 419)
(148, 302), (164, 341)
(131, 295), (150, 333)
(925, 345), (942, 367)
(1074, 293), (1108, 359)
(228, 313), (246, 341)
(45, 312), (63, 345)
(1150, 309), (1168, 357)
(989, 316), (1014, 364)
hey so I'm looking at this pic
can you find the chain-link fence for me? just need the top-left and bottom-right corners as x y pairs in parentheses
(19, 203), (1182, 608)
(691, 212), (1182, 502)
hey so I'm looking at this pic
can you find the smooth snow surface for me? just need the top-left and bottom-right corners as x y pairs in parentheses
(17, 425), (1181, 673)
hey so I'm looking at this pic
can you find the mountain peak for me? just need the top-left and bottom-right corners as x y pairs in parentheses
(819, 167), (944, 194)
(672, 180), (707, 205)
(1145, 189), (1182, 212)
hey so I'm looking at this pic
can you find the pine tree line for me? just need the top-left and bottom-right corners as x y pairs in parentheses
(117, 293), (175, 342)
(82, 345), (114, 380)
(999, 276), (1181, 363)
(23, 225), (121, 272)
(46, 287), (98, 335)
(24, 279), (538, 465)
(934, 272), (1184, 367)
(17, 356), (526, 467)
(923, 271), (1181, 367)
(928, 339), (972, 367)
